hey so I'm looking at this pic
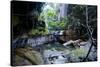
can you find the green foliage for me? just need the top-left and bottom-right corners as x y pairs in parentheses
(71, 48), (87, 57)
(48, 21), (66, 28)
(29, 27), (49, 36)
(48, 17), (69, 29)
(39, 8), (57, 22)
(68, 5), (97, 37)
(47, 9), (57, 18)
(29, 20), (49, 36)
(40, 4), (70, 30)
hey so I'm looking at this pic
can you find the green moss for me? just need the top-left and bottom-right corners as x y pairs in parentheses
(29, 27), (49, 36)
(71, 48), (87, 57)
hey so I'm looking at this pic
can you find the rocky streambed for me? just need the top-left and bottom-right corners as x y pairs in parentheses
(42, 41), (97, 64)
(12, 37), (97, 66)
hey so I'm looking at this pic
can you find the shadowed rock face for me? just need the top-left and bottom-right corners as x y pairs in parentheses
(11, 1), (45, 39)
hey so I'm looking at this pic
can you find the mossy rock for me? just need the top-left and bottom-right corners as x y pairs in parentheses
(13, 55), (32, 66)
(13, 46), (44, 66)
(71, 48), (87, 57)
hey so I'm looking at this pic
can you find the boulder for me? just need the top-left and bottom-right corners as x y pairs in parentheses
(12, 46), (44, 66)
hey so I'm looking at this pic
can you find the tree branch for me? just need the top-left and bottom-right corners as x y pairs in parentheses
(82, 6), (96, 61)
